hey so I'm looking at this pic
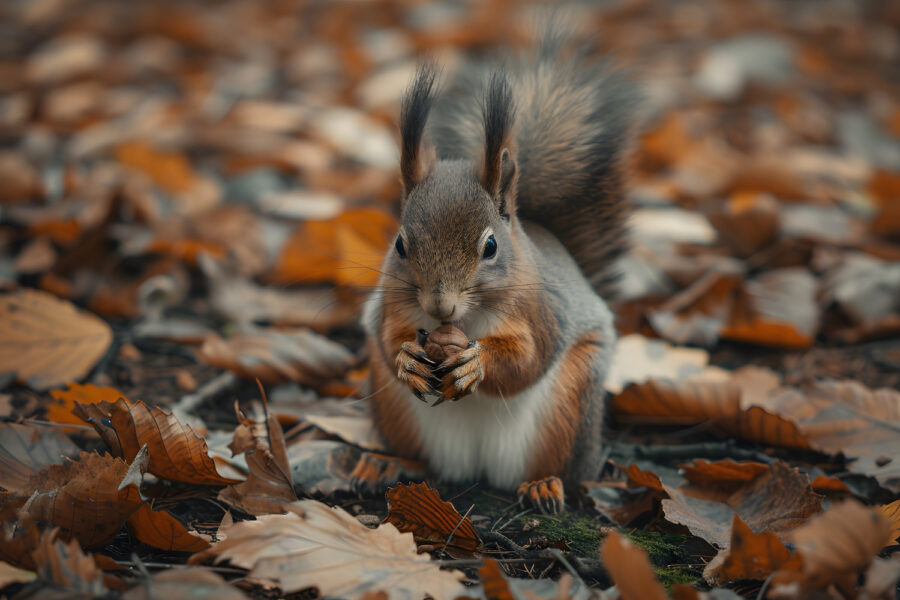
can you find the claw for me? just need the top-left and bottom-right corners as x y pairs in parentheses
(517, 477), (565, 515)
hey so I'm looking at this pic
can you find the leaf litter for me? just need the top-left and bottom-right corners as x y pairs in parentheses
(0, 0), (899, 598)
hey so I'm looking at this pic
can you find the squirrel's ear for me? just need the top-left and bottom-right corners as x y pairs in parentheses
(477, 73), (517, 216)
(400, 65), (437, 198)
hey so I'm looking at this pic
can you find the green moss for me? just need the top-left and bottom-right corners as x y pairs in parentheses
(514, 514), (604, 556)
(627, 530), (701, 590)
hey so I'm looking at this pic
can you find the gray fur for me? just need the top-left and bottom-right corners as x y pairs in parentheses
(429, 35), (637, 298)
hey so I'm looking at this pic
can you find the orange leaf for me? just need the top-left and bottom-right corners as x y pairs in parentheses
(868, 170), (900, 236)
(679, 460), (770, 489)
(116, 141), (197, 194)
(0, 289), (112, 390)
(601, 530), (668, 600)
(704, 515), (801, 583)
(267, 207), (397, 287)
(478, 558), (515, 600)
(73, 398), (239, 486)
(879, 500), (900, 549)
(48, 382), (128, 427)
(384, 482), (478, 553)
(619, 464), (664, 491)
(127, 503), (211, 553)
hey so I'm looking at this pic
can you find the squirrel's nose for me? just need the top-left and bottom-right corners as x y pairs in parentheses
(421, 292), (457, 322)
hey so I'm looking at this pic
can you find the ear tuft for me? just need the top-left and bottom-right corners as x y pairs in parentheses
(400, 64), (438, 197)
(477, 72), (517, 215)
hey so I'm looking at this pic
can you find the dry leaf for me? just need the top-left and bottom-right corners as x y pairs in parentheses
(662, 462), (821, 548)
(122, 567), (250, 600)
(30, 528), (107, 596)
(197, 328), (354, 385)
(619, 464), (665, 491)
(478, 558), (515, 600)
(47, 382), (127, 427)
(703, 515), (801, 583)
(0, 423), (81, 492)
(601, 530), (668, 600)
(218, 403), (297, 516)
(0, 289), (112, 390)
(605, 334), (724, 394)
(679, 460), (770, 492)
(17, 448), (147, 547)
(879, 500), (900, 548)
(73, 397), (239, 486)
(126, 503), (211, 553)
(267, 207), (397, 288)
(189, 499), (465, 599)
(384, 482), (478, 552)
(273, 398), (387, 453)
(786, 500), (892, 590)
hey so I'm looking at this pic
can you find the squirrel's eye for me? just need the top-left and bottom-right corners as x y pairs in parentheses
(482, 235), (497, 260)
(395, 235), (407, 259)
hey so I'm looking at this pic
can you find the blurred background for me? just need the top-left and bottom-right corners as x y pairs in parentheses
(1, 0), (899, 393)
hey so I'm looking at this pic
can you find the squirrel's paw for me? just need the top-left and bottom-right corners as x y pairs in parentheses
(395, 341), (438, 401)
(437, 341), (484, 401)
(517, 476), (565, 515)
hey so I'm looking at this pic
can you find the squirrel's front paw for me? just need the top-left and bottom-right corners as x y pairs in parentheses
(395, 341), (438, 400)
(436, 341), (484, 402)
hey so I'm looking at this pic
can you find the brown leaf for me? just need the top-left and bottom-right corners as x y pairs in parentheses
(478, 558), (515, 600)
(0, 289), (112, 390)
(703, 515), (801, 583)
(878, 500), (900, 549)
(601, 530), (668, 600)
(0, 423), (80, 492)
(611, 371), (811, 450)
(126, 503), (211, 553)
(619, 464), (665, 491)
(189, 500), (465, 599)
(384, 482), (478, 552)
(122, 567), (249, 600)
(218, 403), (297, 516)
(73, 397), (238, 486)
(267, 207), (397, 288)
(18, 448), (147, 547)
(707, 192), (781, 257)
(868, 170), (900, 236)
(679, 460), (770, 491)
(197, 328), (354, 385)
(785, 500), (893, 590)
(662, 462), (822, 548)
(48, 382), (127, 427)
(30, 528), (107, 596)
(116, 141), (199, 195)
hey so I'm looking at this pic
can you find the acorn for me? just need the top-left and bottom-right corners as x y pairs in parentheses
(423, 325), (469, 362)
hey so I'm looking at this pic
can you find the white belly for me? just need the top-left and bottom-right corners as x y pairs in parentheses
(403, 360), (560, 491)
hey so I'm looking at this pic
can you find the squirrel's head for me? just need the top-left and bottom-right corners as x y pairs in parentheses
(387, 66), (521, 325)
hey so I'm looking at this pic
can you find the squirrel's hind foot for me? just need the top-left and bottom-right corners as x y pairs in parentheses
(517, 476), (565, 515)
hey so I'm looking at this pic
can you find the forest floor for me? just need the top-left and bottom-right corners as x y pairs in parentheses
(1, 0), (899, 599)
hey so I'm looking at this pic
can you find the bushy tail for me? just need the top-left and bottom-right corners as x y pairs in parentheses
(429, 33), (637, 298)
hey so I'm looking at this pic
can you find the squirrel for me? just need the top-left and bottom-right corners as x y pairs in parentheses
(362, 34), (636, 514)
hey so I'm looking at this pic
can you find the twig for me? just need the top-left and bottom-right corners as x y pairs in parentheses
(494, 507), (532, 532)
(441, 503), (474, 554)
(446, 482), (479, 502)
(480, 531), (529, 556)
(173, 372), (237, 415)
(547, 548), (587, 591)
(756, 571), (775, 600)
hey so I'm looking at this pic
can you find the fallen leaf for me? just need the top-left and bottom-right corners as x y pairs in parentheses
(273, 398), (387, 453)
(0, 561), (35, 588)
(16, 448), (148, 547)
(605, 334), (726, 394)
(0, 289), (113, 390)
(267, 207), (397, 288)
(619, 464), (665, 491)
(478, 558), (515, 600)
(126, 503), (211, 553)
(0, 423), (81, 492)
(707, 192), (781, 257)
(47, 382), (128, 427)
(601, 530), (668, 600)
(878, 500), (900, 548)
(679, 460), (770, 492)
(785, 500), (892, 591)
(197, 328), (354, 385)
(287, 440), (427, 496)
(73, 398), (239, 486)
(384, 482), (478, 552)
(30, 528), (107, 596)
(116, 141), (198, 195)
(868, 170), (900, 236)
(189, 500), (465, 599)
(611, 369), (810, 450)
(703, 515), (801, 583)
(662, 462), (822, 548)
(218, 402), (297, 516)
(122, 567), (250, 600)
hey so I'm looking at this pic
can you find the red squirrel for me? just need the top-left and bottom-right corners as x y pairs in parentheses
(362, 36), (635, 514)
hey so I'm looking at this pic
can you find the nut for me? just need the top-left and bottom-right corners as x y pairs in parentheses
(423, 325), (469, 361)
